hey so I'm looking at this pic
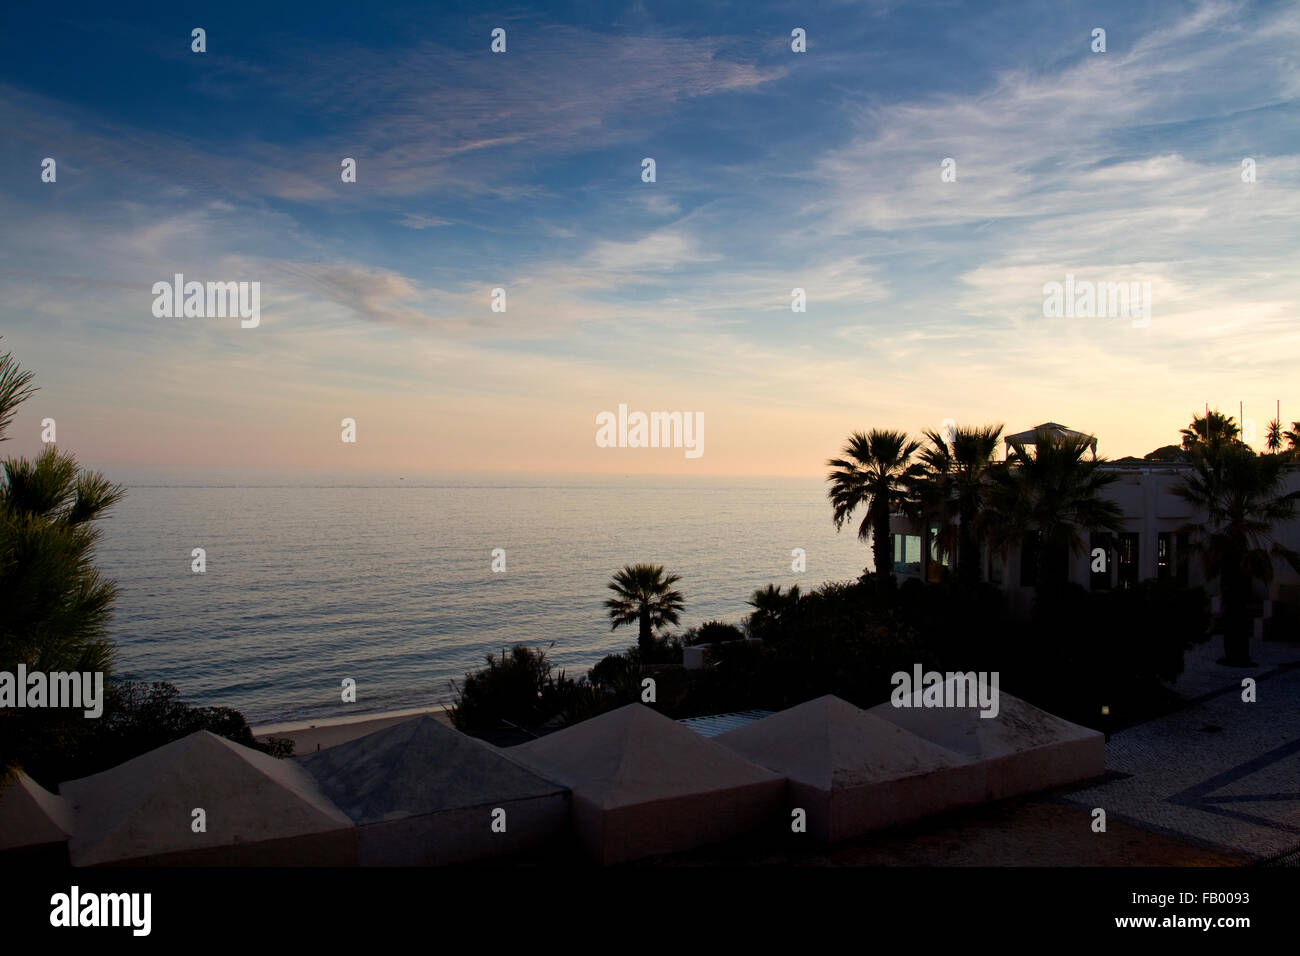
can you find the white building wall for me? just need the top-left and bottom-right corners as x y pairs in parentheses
(890, 465), (1300, 605)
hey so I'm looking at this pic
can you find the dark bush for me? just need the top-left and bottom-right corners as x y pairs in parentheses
(686, 621), (745, 646)
(448, 644), (564, 732)
(8, 679), (291, 789)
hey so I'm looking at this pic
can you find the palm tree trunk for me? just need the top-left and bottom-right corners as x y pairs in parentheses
(1221, 561), (1253, 665)
(638, 606), (653, 657)
(1034, 527), (1052, 603)
(958, 499), (979, 585)
(872, 499), (893, 597)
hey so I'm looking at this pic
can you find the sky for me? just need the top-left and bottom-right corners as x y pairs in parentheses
(1, 0), (1297, 477)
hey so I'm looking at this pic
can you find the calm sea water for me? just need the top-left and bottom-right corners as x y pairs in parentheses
(95, 471), (872, 725)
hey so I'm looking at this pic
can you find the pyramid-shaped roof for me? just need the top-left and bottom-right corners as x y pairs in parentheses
(297, 716), (566, 824)
(715, 695), (969, 791)
(60, 731), (352, 866)
(1004, 422), (1098, 458)
(509, 703), (780, 810)
(0, 771), (76, 850)
(867, 680), (1100, 758)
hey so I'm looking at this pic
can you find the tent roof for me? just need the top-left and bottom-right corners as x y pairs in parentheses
(297, 716), (566, 824)
(715, 695), (969, 791)
(509, 703), (780, 810)
(867, 680), (1101, 758)
(0, 771), (75, 850)
(60, 731), (351, 866)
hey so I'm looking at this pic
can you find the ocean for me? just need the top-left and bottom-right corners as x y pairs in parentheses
(94, 471), (872, 725)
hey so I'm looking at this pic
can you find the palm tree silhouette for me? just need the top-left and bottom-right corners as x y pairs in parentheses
(988, 426), (1124, 598)
(1265, 418), (1283, 455)
(1181, 409), (1241, 451)
(1284, 421), (1300, 457)
(746, 583), (801, 636)
(604, 563), (684, 656)
(826, 429), (925, 596)
(917, 423), (1005, 585)
(1174, 441), (1300, 666)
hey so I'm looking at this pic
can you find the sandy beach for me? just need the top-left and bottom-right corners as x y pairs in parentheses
(253, 706), (454, 754)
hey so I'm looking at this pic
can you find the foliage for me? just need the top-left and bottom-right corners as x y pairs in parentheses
(684, 620), (745, 646)
(0, 344), (128, 779)
(826, 429), (925, 596)
(1174, 440), (1300, 664)
(987, 426), (1125, 596)
(913, 423), (1004, 584)
(8, 680), (290, 790)
(447, 643), (572, 731)
(1143, 444), (1185, 462)
(1265, 418), (1284, 455)
(744, 584), (801, 638)
(1180, 408), (1243, 451)
(1020, 581), (1210, 727)
(604, 563), (685, 655)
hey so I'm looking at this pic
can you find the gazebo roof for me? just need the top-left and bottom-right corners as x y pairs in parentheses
(1004, 422), (1098, 457)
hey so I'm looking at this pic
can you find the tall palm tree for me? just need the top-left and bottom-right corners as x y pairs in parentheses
(1174, 442), (1300, 666)
(827, 429), (925, 596)
(917, 424), (1005, 585)
(1265, 418), (1283, 455)
(604, 563), (684, 656)
(988, 427), (1125, 598)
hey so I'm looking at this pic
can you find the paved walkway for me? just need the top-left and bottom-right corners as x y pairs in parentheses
(1064, 638), (1300, 862)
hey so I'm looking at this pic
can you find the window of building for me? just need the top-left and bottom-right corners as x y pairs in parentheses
(892, 533), (922, 575)
(1090, 532), (1113, 591)
(1157, 532), (1172, 582)
(1116, 532), (1140, 590)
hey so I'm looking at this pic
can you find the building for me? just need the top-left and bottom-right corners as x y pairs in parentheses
(889, 423), (1300, 621)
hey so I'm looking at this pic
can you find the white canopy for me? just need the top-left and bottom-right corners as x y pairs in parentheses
(509, 704), (784, 864)
(60, 731), (355, 866)
(716, 695), (981, 841)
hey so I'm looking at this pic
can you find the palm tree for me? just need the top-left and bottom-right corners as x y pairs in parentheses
(988, 426), (1125, 598)
(1285, 421), (1300, 456)
(917, 424), (1004, 585)
(604, 563), (684, 656)
(1174, 442), (1300, 666)
(746, 583), (801, 637)
(1181, 409), (1241, 451)
(827, 429), (925, 596)
(1265, 418), (1283, 455)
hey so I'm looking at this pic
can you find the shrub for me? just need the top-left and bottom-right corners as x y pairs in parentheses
(10, 679), (291, 789)
(448, 643), (566, 732)
(688, 621), (745, 646)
